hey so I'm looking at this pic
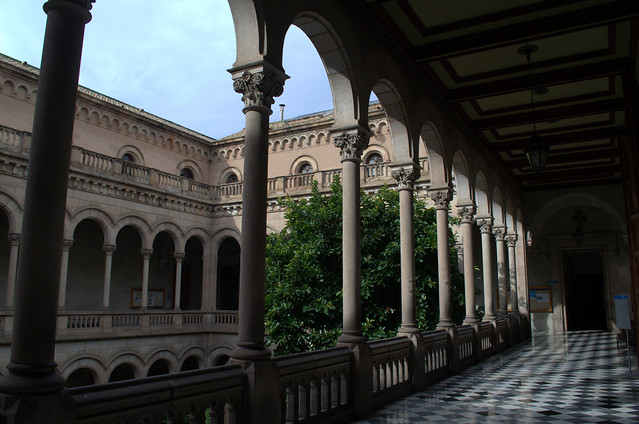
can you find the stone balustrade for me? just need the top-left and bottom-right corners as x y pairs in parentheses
(0, 310), (239, 341)
(56, 324), (521, 423)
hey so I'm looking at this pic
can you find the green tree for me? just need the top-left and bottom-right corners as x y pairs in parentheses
(264, 177), (465, 355)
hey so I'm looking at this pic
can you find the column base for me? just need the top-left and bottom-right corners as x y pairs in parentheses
(462, 317), (479, 325)
(338, 332), (367, 344)
(232, 343), (272, 361)
(397, 325), (420, 336)
(0, 362), (64, 395)
(436, 320), (455, 330)
(482, 314), (497, 321)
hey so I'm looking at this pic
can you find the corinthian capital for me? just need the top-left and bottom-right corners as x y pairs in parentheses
(233, 70), (285, 109)
(429, 188), (452, 210)
(391, 166), (420, 190)
(505, 234), (518, 247)
(476, 218), (493, 234)
(492, 226), (506, 241)
(458, 205), (476, 223)
(333, 132), (370, 162)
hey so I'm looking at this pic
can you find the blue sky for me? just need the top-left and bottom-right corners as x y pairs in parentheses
(0, 1), (334, 139)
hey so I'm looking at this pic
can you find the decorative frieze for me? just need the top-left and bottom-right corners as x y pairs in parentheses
(233, 70), (285, 109)
(333, 132), (370, 162)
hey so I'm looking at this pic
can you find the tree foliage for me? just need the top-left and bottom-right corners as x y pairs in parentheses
(264, 177), (465, 356)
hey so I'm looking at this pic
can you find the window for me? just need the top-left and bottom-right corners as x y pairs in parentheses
(121, 153), (136, 163)
(225, 173), (239, 183)
(296, 162), (314, 174)
(180, 168), (195, 180)
(366, 152), (383, 165)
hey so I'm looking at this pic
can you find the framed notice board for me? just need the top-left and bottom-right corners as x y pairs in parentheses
(529, 286), (552, 312)
(131, 288), (165, 308)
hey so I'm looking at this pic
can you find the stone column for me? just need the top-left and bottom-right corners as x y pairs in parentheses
(173, 252), (185, 310)
(493, 226), (508, 315)
(140, 248), (153, 310)
(334, 131), (369, 343)
(4, 234), (20, 310)
(459, 205), (478, 325)
(392, 165), (420, 335)
(505, 234), (519, 315)
(0, 0), (94, 400)
(430, 188), (454, 329)
(57, 240), (73, 310)
(101, 244), (116, 310)
(231, 68), (285, 360)
(477, 218), (496, 320)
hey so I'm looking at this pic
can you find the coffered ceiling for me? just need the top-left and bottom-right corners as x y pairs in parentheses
(363, 0), (638, 190)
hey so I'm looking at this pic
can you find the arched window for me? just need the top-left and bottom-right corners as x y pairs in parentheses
(296, 162), (314, 174)
(225, 173), (239, 184)
(109, 363), (136, 382)
(121, 153), (136, 163)
(180, 168), (195, 180)
(365, 152), (383, 165)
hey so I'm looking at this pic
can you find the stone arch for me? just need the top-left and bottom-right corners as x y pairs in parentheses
(419, 122), (448, 188)
(371, 80), (412, 163)
(290, 155), (318, 174)
(505, 199), (516, 234)
(451, 150), (473, 204)
(150, 222), (184, 252)
(106, 352), (145, 381)
(0, 192), (23, 233)
(178, 346), (206, 371)
(144, 349), (179, 376)
(177, 160), (203, 182)
(67, 207), (114, 244)
(208, 346), (234, 367)
(289, 12), (362, 128)
(113, 216), (151, 249)
(492, 187), (506, 227)
(60, 356), (106, 385)
(220, 167), (242, 184)
(474, 171), (491, 218)
(116, 144), (145, 164)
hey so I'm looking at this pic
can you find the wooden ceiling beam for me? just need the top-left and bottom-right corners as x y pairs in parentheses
(410, 1), (638, 61)
(487, 126), (626, 151)
(446, 59), (628, 101)
(471, 98), (624, 130)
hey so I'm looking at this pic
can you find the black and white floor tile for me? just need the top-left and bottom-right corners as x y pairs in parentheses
(353, 331), (638, 423)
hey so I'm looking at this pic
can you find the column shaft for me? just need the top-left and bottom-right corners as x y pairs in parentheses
(431, 189), (453, 329)
(174, 253), (185, 310)
(398, 177), (418, 334)
(57, 240), (73, 309)
(140, 249), (153, 310)
(5, 235), (20, 309)
(102, 245), (116, 309)
(0, 0), (93, 394)
(493, 228), (508, 315)
(460, 207), (477, 324)
(478, 220), (496, 320)
(506, 235), (518, 314)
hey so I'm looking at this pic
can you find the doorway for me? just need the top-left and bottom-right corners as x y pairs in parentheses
(563, 251), (607, 331)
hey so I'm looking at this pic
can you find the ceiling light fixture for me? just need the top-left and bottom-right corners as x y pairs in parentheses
(518, 44), (549, 172)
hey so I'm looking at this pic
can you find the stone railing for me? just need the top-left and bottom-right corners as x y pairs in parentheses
(0, 124), (29, 153)
(478, 321), (495, 359)
(456, 325), (476, 370)
(71, 364), (244, 424)
(275, 346), (352, 424)
(369, 336), (411, 407)
(422, 330), (450, 385)
(50, 310), (238, 339)
(9, 319), (529, 423)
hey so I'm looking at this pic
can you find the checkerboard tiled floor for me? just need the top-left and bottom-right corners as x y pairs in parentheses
(353, 331), (638, 423)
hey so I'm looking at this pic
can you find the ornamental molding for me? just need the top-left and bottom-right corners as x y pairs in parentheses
(333, 132), (370, 162)
(391, 166), (420, 189)
(458, 205), (476, 223)
(233, 70), (285, 109)
(429, 188), (452, 210)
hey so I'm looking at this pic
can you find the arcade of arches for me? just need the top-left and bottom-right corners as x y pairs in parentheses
(0, 1), (636, 423)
